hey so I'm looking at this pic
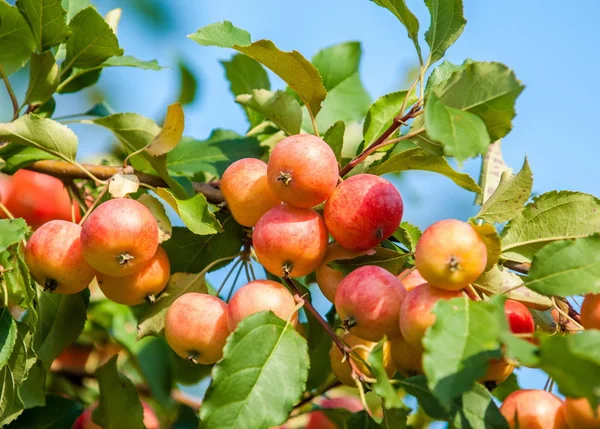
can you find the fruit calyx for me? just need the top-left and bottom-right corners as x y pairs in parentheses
(187, 351), (199, 365)
(44, 278), (58, 292)
(448, 255), (461, 272)
(282, 261), (293, 277)
(277, 172), (292, 186)
(147, 294), (157, 304)
(342, 315), (358, 331)
(117, 252), (135, 267)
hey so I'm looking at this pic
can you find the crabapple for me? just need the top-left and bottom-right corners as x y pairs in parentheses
(415, 219), (487, 291)
(221, 158), (281, 227)
(227, 280), (298, 331)
(165, 293), (230, 365)
(504, 299), (535, 335)
(335, 265), (406, 341)
(398, 268), (427, 292)
(390, 334), (423, 377)
(399, 283), (463, 348)
(324, 174), (403, 251)
(267, 134), (338, 208)
(24, 220), (95, 294)
(500, 390), (568, 429)
(81, 198), (158, 277)
(329, 333), (394, 387)
(563, 397), (600, 429)
(96, 245), (170, 306)
(479, 358), (514, 384)
(306, 396), (363, 429)
(315, 242), (370, 303)
(581, 293), (600, 330)
(253, 205), (328, 277)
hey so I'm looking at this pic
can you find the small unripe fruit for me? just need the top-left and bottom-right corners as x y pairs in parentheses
(479, 358), (514, 384)
(25, 220), (95, 294)
(581, 293), (600, 330)
(500, 390), (568, 429)
(399, 283), (463, 348)
(221, 158), (281, 227)
(329, 333), (394, 387)
(563, 397), (600, 429)
(267, 134), (339, 208)
(81, 198), (158, 277)
(324, 174), (403, 251)
(504, 299), (535, 335)
(335, 265), (406, 342)
(227, 280), (298, 331)
(165, 293), (230, 365)
(415, 219), (487, 291)
(96, 246), (170, 306)
(253, 205), (328, 277)
(315, 243), (370, 303)
(306, 396), (363, 429)
(390, 335), (423, 377)
(398, 268), (427, 292)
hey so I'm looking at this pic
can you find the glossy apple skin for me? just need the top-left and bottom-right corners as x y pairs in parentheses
(77, 401), (159, 429)
(504, 299), (535, 335)
(479, 358), (514, 383)
(390, 334), (423, 376)
(97, 245), (170, 306)
(330, 333), (395, 387)
(500, 390), (568, 429)
(227, 280), (298, 331)
(581, 293), (600, 330)
(415, 219), (487, 291)
(25, 220), (95, 294)
(253, 205), (328, 277)
(315, 243), (370, 303)
(398, 268), (427, 292)
(81, 198), (158, 277)
(399, 283), (463, 349)
(306, 396), (363, 429)
(324, 174), (403, 251)
(165, 293), (230, 365)
(1, 170), (80, 230)
(221, 158), (281, 227)
(563, 397), (600, 429)
(267, 134), (339, 208)
(335, 265), (407, 341)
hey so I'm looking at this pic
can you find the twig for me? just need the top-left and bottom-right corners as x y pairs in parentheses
(503, 261), (531, 274)
(0, 65), (19, 120)
(291, 380), (342, 414)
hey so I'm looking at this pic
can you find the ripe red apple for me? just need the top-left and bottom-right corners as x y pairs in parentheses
(335, 265), (407, 341)
(227, 280), (298, 331)
(329, 333), (395, 387)
(25, 220), (95, 294)
(165, 293), (230, 365)
(81, 198), (158, 277)
(500, 390), (568, 429)
(581, 293), (600, 330)
(267, 134), (338, 208)
(563, 397), (600, 429)
(76, 400), (159, 429)
(479, 358), (514, 383)
(324, 174), (403, 251)
(398, 268), (427, 292)
(306, 396), (363, 429)
(96, 245), (170, 306)
(253, 205), (328, 277)
(390, 334), (423, 377)
(399, 283), (463, 348)
(415, 219), (487, 291)
(504, 299), (535, 335)
(315, 242), (370, 303)
(221, 158), (281, 227)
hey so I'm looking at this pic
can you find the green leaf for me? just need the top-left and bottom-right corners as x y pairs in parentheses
(176, 58), (198, 106)
(64, 6), (123, 70)
(102, 55), (163, 70)
(137, 273), (207, 339)
(426, 60), (463, 94)
(57, 67), (101, 93)
(133, 337), (174, 404)
(369, 340), (404, 409)
(476, 158), (533, 223)
(199, 312), (309, 429)
(5, 395), (83, 429)
(87, 301), (138, 351)
(392, 222), (422, 252)
(323, 121), (345, 162)
(491, 372), (520, 402)
(0, 144), (56, 174)
(0, 114), (77, 161)
(370, 0), (421, 62)
(424, 0), (466, 64)
(16, 0), (70, 51)
(432, 61), (525, 141)
(363, 91), (410, 146)
(236, 90), (302, 135)
(423, 296), (504, 408)
(451, 384), (509, 429)
(61, 0), (89, 21)
(500, 191), (600, 263)
(382, 407), (408, 429)
(0, 219), (29, 252)
(23, 52), (59, 106)
(305, 310), (332, 390)
(328, 247), (410, 276)
(368, 147), (481, 193)
(0, 1), (36, 76)
(93, 356), (145, 429)
(0, 367), (23, 426)
(347, 411), (383, 429)
(397, 376), (448, 419)
(137, 194), (172, 243)
(476, 141), (511, 205)
(0, 309), (17, 369)
(312, 41), (361, 91)
(167, 130), (263, 179)
(524, 235), (600, 297)
(0, 252), (36, 309)
(425, 91), (491, 163)
(188, 21), (327, 117)
(156, 188), (222, 235)
(472, 223), (501, 271)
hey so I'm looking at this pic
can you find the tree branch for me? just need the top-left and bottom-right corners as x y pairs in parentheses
(23, 160), (224, 204)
